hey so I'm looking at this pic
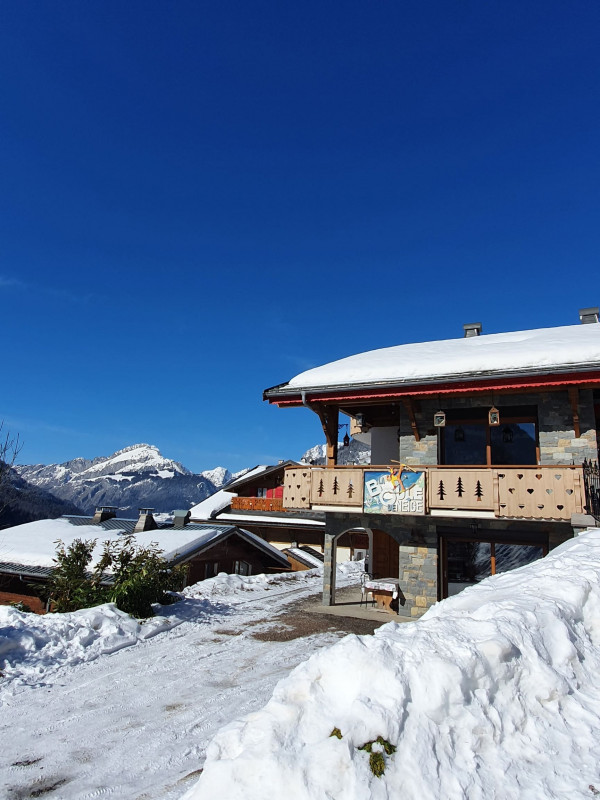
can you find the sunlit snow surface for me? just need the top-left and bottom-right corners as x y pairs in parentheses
(285, 323), (600, 389)
(0, 563), (362, 800)
(185, 530), (600, 800)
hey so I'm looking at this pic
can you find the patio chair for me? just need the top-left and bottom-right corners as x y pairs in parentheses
(360, 572), (375, 608)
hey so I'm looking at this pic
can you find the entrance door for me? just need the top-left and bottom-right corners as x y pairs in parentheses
(440, 536), (547, 598)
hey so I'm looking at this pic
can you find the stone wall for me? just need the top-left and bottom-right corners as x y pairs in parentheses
(397, 543), (438, 619)
(394, 390), (598, 466)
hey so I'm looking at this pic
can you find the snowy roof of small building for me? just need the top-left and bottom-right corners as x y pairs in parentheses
(189, 488), (237, 519)
(0, 517), (288, 571)
(266, 323), (600, 396)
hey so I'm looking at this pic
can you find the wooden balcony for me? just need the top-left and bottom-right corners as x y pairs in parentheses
(283, 465), (584, 521)
(230, 496), (285, 512)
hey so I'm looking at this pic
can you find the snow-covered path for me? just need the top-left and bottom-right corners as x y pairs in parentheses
(0, 568), (364, 800)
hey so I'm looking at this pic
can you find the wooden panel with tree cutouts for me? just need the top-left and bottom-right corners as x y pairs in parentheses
(428, 469), (495, 511)
(310, 469), (364, 507)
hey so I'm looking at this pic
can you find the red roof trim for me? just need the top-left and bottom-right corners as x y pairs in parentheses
(270, 371), (600, 407)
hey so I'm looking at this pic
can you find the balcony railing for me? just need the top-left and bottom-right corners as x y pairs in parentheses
(283, 464), (584, 521)
(230, 496), (285, 512)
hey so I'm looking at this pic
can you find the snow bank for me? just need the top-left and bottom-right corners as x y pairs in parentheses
(184, 530), (600, 800)
(0, 603), (181, 686)
(183, 560), (363, 603)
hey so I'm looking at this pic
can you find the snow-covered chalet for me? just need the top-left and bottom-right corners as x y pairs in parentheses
(263, 308), (600, 618)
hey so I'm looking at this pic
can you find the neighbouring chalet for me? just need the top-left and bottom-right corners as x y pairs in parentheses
(263, 309), (600, 618)
(189, 462), (368, 565)
(0, 507), (290, 613)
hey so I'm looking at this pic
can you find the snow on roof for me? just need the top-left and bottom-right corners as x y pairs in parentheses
(225, 464), (270, 488)
(189, 488), (236, 519)
(0, 517), (240, 570)
(285, 547), (324, 568)
(216, 512), (324, 527)
(184, 528), (600, 800)
(280, 323), (600, 392)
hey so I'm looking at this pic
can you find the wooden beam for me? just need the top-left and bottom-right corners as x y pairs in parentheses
(314, 404), (339, 467)
(402, 397), (420, 442)
(568, 387), (581, 438)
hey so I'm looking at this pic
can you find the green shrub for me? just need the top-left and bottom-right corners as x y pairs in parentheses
(369, 752), (385, 778)
(48, 536), (185, 618)
(48, 538), (105, 613)
(358, 736), (396, 777)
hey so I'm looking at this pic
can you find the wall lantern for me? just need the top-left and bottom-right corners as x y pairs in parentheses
(488, 406), (500, 426)
(433, 410), (446, 427)
(502, 426), (513, 443)
(338, 423), (350, 447)
(454, 426), (465, 442)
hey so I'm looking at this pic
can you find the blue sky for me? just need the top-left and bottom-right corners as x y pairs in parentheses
(1, 1), (599, 473)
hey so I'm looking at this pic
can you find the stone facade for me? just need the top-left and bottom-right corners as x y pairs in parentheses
(395, 390), (599, 466)
(397, 543), (438, 619)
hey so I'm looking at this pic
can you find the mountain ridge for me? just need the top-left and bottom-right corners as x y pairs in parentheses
(16, 444), (232, 517)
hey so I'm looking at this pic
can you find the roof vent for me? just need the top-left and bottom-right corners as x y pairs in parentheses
(93, 505), (118, 524)
(579, 307), (599, 324)
(173, 509), (191, 529)
(463, 322), (482, 338)
(134, 508), (157, 533)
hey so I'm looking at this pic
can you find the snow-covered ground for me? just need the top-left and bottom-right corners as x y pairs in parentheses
(5, 532), (600, 800)
(0, 563), (363, 800)
(185, 530), (600, 800)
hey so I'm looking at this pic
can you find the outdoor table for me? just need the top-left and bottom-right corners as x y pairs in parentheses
(364, 577), (399, 612)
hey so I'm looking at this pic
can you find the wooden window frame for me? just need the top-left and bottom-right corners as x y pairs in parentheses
(439, 414), (540, 467)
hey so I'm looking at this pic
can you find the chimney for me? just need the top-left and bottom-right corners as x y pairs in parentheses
(134, 508), (157, 533)
(93, 506), (118, 524)
(579, 307), (599, 324)
(463, 322), (482, 338)
(173, 509), (191, 529)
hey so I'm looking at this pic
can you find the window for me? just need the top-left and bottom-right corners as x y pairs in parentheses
(234, 560), (252, 576)
(440, 407), (538, 466)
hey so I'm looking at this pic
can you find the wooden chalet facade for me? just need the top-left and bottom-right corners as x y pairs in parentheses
(264, 311), (600, 618)
(189, 461), (368, 565)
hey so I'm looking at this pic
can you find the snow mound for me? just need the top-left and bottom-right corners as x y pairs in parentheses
(184, 530), (600, 800)
(183, 560), (363, 603)
(0, 603), (180, 686)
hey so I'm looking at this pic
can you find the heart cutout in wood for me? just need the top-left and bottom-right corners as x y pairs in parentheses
(527, 488), (534, 494)
(517, 474), (524, 479)
(546, 488), (553, 494)
(557, 504), (564, 510)
(536, 474), (542, 480)
(555, 474), (562, 480)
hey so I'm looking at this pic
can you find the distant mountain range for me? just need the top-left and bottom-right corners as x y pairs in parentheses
(4, 438), (373, 528)
(301, 439), (371, 465)
(14, 444), (234, 518)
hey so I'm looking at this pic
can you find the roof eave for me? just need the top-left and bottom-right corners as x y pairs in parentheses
(265, 364), (600, 407)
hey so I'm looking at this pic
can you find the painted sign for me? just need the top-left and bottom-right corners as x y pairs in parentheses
(363, 468), (426, 515)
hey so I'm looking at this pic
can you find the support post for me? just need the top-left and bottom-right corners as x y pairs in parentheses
(322, 532), (337, 605)
(315, 404), (339, 467)
(402, 397), (420, 442)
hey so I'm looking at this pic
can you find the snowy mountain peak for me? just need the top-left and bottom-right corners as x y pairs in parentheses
(16, 444), (212, 515)
(200, 467), (233, 489)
